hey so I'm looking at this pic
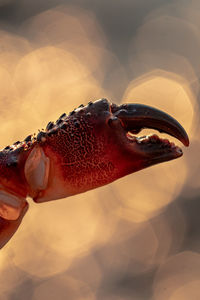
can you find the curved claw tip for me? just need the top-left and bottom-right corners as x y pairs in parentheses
(182, 136), (189, 147)
(112, 103), (190, 147)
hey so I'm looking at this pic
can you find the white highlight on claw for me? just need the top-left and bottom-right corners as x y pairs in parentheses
(24, 146), (50, 194)
(0, 190), (25, 220)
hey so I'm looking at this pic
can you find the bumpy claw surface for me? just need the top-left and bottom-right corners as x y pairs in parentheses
(0, 98), (189, 248)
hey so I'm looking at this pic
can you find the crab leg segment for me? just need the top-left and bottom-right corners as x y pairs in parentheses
(112, 103), (189, 146)
(24, 146), (50, 197)
(0, 190), (27, 220)
(0, 201), (28, 249)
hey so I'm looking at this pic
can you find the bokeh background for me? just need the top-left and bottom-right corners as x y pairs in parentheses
(0, 0), (200, 299)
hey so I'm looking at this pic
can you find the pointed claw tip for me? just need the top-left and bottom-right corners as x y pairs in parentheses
(183, 136), (189, 147)
(113, 103), (190, 148)
(178, 127), (189, 147)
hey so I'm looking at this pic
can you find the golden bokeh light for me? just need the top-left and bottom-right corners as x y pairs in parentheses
(20, 6), (108, 71)
(8, 191), (116, 278)
(13, 46), (107, 132)
(0, 30), (30, 74)
(0, 248), (28, 299)
(168, 280), (200, 300)
(92, 188), (186, 275)
(129, 11), (200, 95)
(184, 138), (200, 191)
(153, 251), (200, 300)
(32, 274), (95, 300)
(113, 160), (187, 223)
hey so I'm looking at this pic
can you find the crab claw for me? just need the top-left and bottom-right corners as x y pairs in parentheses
(25, 98), (189, 204)
(108, 102), (189, 170)
(111, 103), (189, 147)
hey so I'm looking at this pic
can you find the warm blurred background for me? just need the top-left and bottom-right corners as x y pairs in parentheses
(0, 0), (200, 299)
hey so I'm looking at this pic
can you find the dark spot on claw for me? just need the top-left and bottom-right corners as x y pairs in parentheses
(4, 146), (10, 150)
(69, 111), (75, 116)
(108, 116), (118, 126)
(46, 122), (54, 131)
(14, 141), (20, 145)
(110, 103), (118, 113)
(74, 121), (80, 128)
(59, 113), (66, 119)
(37, 131), (46, 142)
(149, 138), (157, 144)
(6, 156), (18, 167)
(48, 129), (57, 137)
(56, 119), (63, 125)
(78, 104), (84, 108)
(60, 123), (67, 130)
(78, 109), (84, 114)
(163, 142), (171, 148)
(24, 135), (32, 142)
(121, 104), (128, 109)
(88, 101), (93, 106)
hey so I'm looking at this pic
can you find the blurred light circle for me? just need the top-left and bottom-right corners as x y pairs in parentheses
(153, 251), (200, 300)
(113, 159), (187, 222)
(11, 191), (115, 278)
(0, 249), (27, 299)
(169, 280), (200, 300)
(32, 275), (95, 300)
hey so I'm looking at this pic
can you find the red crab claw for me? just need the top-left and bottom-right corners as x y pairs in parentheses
(0, 98), (189, 249)
(108, 102), (189, 170)
(30, 99), (189, 203)
(111, 103), (189, 146)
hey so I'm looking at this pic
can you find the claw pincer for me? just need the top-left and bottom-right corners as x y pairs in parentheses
(0, 99), (189, 248)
